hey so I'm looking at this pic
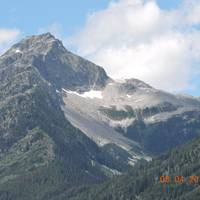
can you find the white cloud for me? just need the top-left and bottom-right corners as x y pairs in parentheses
(0, 28), (20, 54)
(92, 32), (194, 91)
(182, 0), (200, 25)
(68, 0), (200, 92)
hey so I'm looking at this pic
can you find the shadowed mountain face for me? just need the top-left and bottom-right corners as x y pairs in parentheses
(0, 33), (200, 200)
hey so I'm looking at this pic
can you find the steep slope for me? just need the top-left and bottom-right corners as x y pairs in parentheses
(70, 135), (200, 200)
(0, 33), (131, 200)
(3, 32), (109, 92)
(62, 78), (200, 155)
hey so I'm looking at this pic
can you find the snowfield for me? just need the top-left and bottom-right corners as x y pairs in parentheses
(62, 88), (103, 99)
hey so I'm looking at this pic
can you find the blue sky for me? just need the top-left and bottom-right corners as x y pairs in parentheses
(156, 0), (181, 9)
(0, 0), (182, 37)
(0, 0), (109, 37)
(0, 0), (200, 96)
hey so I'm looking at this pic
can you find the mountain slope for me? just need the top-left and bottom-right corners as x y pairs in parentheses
(70, 135), (200, 200)
(3, 33), (109, 92)
(0, 33), (131, 200)
(61, 78), (200, 155)
(0, 32), (200, 199)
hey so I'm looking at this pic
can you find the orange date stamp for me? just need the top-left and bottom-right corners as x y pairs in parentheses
(159, 175), (199, 193)
(160, 175), (199, 185)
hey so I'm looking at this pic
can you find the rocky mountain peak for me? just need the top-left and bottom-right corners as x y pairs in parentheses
(0, 33), (110, 91)
(6, 32), (64, 56)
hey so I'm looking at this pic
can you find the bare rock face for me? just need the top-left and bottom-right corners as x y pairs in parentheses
(62, 77), (200, 155)
(1, 33), (109, 92)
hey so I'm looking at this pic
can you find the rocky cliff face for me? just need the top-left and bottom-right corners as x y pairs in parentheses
(1, 33), (109, 92)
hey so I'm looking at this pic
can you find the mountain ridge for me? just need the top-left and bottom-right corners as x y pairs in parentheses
(1, 32), (110, 92)
(2, 32), (200, 158)
(0, 33), (200, 199)
(0, 33), (135, 200)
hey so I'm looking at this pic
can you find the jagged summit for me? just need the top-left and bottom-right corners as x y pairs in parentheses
(2, 32), (61, 56)
(0, 33), (110, 91)
(17, 32), (57, 45)
(15, 32), (60, 47)
(0, 33), (154, 93)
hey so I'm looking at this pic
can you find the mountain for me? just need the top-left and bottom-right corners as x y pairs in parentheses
(0, 32), (200, 199)
(61, 76), (200, 155)
(0, 33), (132, 200)
(3, 33), (109, 92)
(70, 135), (200, 200)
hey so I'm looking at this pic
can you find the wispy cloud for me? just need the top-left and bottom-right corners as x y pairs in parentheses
(0, 28), (21, 55)
(68, 0), (200, 93)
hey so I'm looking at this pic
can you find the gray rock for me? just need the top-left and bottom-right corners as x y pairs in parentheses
(1, 33), (110, 92)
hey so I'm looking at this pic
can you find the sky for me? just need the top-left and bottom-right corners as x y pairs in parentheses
(0, 0), (200, 96)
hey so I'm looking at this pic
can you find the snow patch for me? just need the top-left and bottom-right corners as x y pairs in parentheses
(95, 137), (110, 146)
(115, 79), (126, 83)
(62, 88), (103, 99)
(109, 118), (135, 129)
(100, 164), (122, 175)
(128, 154), (151, 166)
(134, 98), (144, 103)
(81, 90), (103, 99)
(128, 157), (137, 166)
(15, 49), (22, 54)
(91, 160), (96, 167)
